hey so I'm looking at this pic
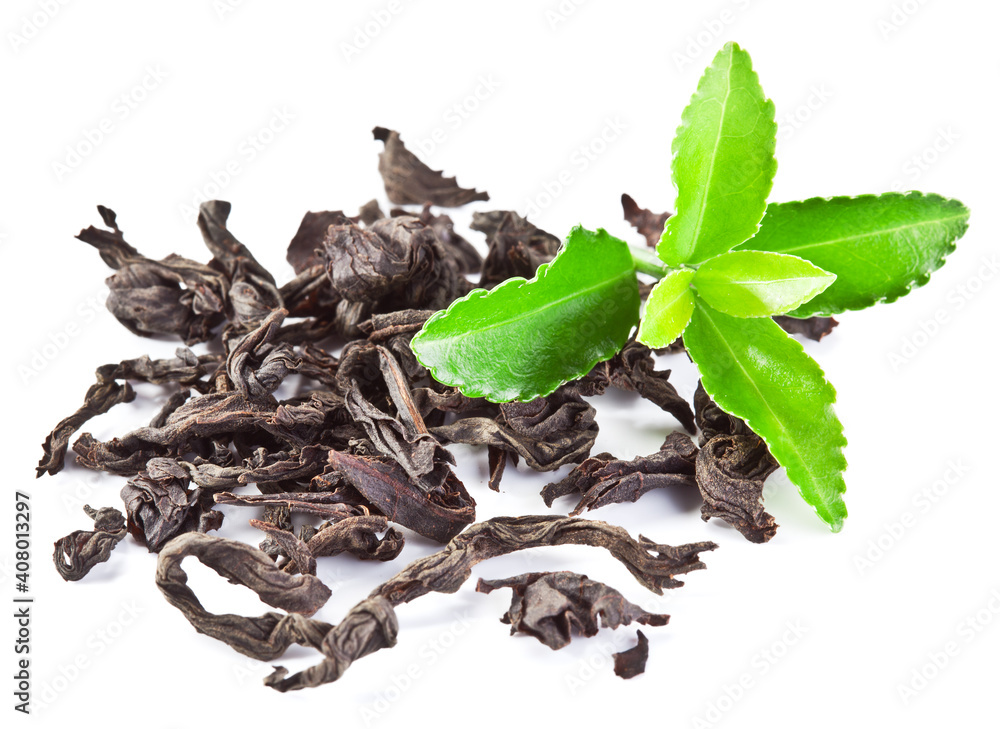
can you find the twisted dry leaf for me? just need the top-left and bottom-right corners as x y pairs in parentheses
(476, 571), (669, 650)
(52, 505), (128, 581)
(155, 516), (715, 692)
(541, 431), (698, 515)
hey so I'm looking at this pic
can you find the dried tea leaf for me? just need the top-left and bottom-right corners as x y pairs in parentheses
(476, 571), (669, 650)
(37, 348), (224, 477)
(373, 126), (489, 206)
(473, 210), (561, 288)
(327, 449), (475, 543)
(622, 193), (671, 248)
(287, 210), (351, 274)
(613, 631), (649, 679)
(37, 376), (135, 477)
(579, 339), (696, 434)
(775, 315), (839, 341)
(470, 210), (560, 256)
(392, 204), (483, 274)
(358, 199), (385, 225)
(251, 517), (318, 575)
(77, 206), (228, 343)
(697, 434), (780, 543)
(53, 505), (127, 581)
(541, 432), (698, 515)
(338, 342), (454, 489)
(322, 220), (413, 302)
(258, 516), (716, 691)
(431, 386), (598, 472)
(214, 489), (365, 521)
(121, 458), (224, 552)
(197, 201), (282, 328)
(156, 533), (334, 661)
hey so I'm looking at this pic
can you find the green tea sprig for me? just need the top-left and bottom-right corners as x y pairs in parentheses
(411, 42), (970, 532)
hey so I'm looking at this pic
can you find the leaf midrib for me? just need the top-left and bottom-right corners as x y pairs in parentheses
(684, 48), (736, 262)
(762, 213), (968, 254)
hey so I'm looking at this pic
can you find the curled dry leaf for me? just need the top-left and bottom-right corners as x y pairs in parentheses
(36, 348), (222, 477)
(476, 571), (669, 650)
(251, 515), (404, 575)
(694, 382), (780, 543)
(156, 533), (334, 661)
(197, 200), (283, 329)
(578, 338), (696, 434)
(326, 449), (475, 543)
(286, 210), (353, 275)
(278, 516), (710, 691)
(697, 435), (780, 543)
(373, 126), (489, 207)
(541, 431), (698, 515)
(121, 458), (225, 553)
(431, 386), (599, 480)
(77, 206), (228, 344)
(153, 518), (714, 692)
(52, 505), (128, 581)
(392, 204), (483, 275)
(472, 210), (561, 288)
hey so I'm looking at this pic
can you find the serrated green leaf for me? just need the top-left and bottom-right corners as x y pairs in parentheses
(738, 192), (970, 317)
(693, 250), (836, 318)
(685, 298), (847, 530)
(658, 42), (777, 267)
(637, 269), (696, 347)
(411, 226), (640, 403)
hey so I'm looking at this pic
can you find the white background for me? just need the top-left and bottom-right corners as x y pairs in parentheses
(3, 1), (998, 726)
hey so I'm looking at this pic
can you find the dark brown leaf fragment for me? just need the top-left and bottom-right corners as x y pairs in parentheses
(326, 449), (475, 543)
(694, 382), (780, 543)
(121, 458), (224, 552)
(432, 386), (598, 472)
(52, 505), (127, 581)
(613, 631), (649, 679)
(579, 339), (696, 434)
(155, 533), (334, 661)
(258, 515), (715, 691)
(697, 435), (779, 543)
(775, 315), (839, 341)
(541, 431), (698, 515)
(373, 127), (489, 206)
(476, 571), (669, 650)
(621, 194), (671, 248)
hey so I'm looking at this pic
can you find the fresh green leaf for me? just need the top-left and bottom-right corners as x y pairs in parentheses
(692, 250), (836, 318)
(684, 298), (848, 530)
(637, 269), (696, 347)
(411, 226), (641, 403)
(738, 192), (970, 317)
(658, 41), (777, 267)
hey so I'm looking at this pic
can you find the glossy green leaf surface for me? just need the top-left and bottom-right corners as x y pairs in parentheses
(739, 192), (970, 317)
(693, 250), (836, 318)
(684, 298), (848, 530)
(637, 269), (696, 347)
(411, 226), (640, 403)
(658, 42), (777, 267)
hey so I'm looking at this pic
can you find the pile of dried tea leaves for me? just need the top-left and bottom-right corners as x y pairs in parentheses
(38, 128), (836, 690)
